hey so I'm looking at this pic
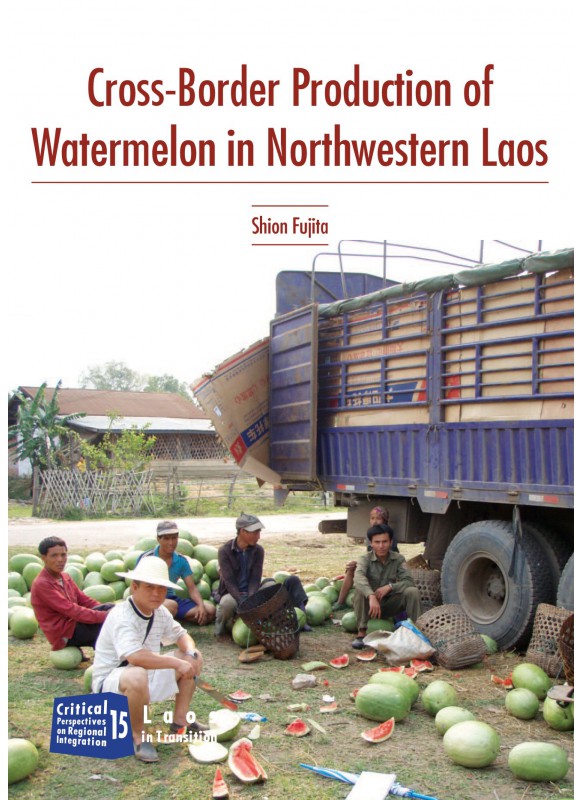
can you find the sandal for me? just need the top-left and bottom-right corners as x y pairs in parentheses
(351, 637), (366, 650)
(169, 720), (209, 735)
(134, 741), (159, 763)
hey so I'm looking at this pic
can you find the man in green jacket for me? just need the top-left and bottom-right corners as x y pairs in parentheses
(351, 524), (421, 649)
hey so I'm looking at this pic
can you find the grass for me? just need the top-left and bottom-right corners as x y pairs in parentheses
(8, 503), (33, 519)
(8, 539), (575, 799)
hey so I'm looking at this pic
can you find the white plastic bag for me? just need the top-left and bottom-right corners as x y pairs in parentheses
(363, 621), (435, 666)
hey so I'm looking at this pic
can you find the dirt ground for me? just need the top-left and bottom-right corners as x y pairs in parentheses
(7, 511), (348, 551)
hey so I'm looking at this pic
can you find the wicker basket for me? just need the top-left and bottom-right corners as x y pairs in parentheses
(237, 583), (300, 660)
(406, 554), (431, 570)
(416, 604), (487, 670)
(525, 603), (571, 678)
(410, 567), (442, 612)
(558, 614), (574, 685)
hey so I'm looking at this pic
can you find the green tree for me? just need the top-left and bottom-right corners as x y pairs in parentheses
(8, 381), (84, 470)
(143, 374), (193, 401)
(79, 414), (156, 471)
(79, 361), (142, 391)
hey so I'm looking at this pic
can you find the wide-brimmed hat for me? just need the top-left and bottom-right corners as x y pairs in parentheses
(116, 556), (182, 590)
(235, 513), (265, 532)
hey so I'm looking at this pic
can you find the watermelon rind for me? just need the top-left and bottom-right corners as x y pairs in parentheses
(361, 717), (395, 743)
(228, 738), (267, 783)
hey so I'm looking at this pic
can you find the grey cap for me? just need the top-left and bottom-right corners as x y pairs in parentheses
(157, 520), (179, 537)
(235, 513), (265, 532)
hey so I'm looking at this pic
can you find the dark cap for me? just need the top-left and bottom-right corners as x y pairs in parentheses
(156, 520), (179, 537)
(366, 523), (394, 543)
(235, 513), (265, 532)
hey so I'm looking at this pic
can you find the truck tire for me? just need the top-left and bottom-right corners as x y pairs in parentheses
(522, 522), (572, 594)
(556, 554), (574, 611)
(441, 520), (554, 650)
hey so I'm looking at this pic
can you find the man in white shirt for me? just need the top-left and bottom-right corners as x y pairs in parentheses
(92, 556), (205, 763)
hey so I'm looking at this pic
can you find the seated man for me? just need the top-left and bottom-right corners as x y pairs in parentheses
(215, 513), (311, 637)
(351, 523), (421, 650)
(91, 556), (206, 763)
(138, 520), (215, 625)
(30, 536), (113, 654)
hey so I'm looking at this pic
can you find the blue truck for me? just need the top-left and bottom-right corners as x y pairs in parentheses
(195, 243), (574, 649)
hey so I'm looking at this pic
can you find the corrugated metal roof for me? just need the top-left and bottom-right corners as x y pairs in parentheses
(67, 416), (215, 434)
(18, 387), (206, 420)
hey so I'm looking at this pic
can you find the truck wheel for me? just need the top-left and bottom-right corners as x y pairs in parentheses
(556, 553), (574, 611)
(441, 520), (554, 650)
(522, 522), (572, 594)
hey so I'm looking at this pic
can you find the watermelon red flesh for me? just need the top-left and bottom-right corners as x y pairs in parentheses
(411, 659), (433, 672)
(284, 719), (310, 737)
(379, 666), (405, 673)
(212, 767), (230, 799)
(491, 674), (513, 689)
(329, 654), (349, 669)
(356, 650), (377, 662)
(228, 739), (267, 783)
(361, 717), (395, 743)
(228, 690), (252, 702)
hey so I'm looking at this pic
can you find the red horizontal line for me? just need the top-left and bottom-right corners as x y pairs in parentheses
(31, 180), (549, 185)
(252, 243), (328, 247)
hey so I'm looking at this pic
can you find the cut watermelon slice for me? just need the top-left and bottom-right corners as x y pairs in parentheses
(228, 690), (252, 702)
(284, 718), (311, 737)
(411, 659), (434, 672)
(349, 688), (359, 702)
(356, 649), (377, 662)
(329, 654), (349, 669)
(361, 717), (395, 743)
(319, 702), (338, 713)
(402, 667), (419, 678)
(227, 738), (267, 783)
(212, 767), (230, 799)
(379, 666), (405, 673)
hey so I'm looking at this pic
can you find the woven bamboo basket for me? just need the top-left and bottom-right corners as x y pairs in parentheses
(558, 614), (574, 685)
(416, 604), (487, 670)
(525, 603), (571, 678)
(238, 583), (300, 660)
(410, 567), (442, 612)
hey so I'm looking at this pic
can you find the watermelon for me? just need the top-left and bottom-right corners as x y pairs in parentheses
(319, 702), (338, 713)
(228, 738), (267, 783)
(361, 717), (395, 743)
(22, 562), (43, 590)
(67, 554), (85, 564)
(480, 634), (499, 654)
(435, 706), (475, 736)
(8, 738), (39, 785)
(50, 646), (83, 670)
(208, 709), (242, 742)
(344, 588), (355, 608)
(9, 554), (42, 574)
(305, 597), (331, 626)
(108, 580), (128, 600)
(368, 671), (419, 706)
(83, 572), (106, 589)
(205, 559), (220, 582)
(329, 654), (349, 669)
(315, 576), (330, 590)
(284, 719), (310, 737)
(123, 550), (143, 570)
(422, 681), (458, 716)
(85, 552), (107, 573)
(197, 581), (212, 601)
(512, 663), (552, 700)
(228, 690), (252, 702)
(188, 740), (228, 764)
(231, 618), (258, 648)
(273, 571), (291, 583)
(179, 529), (197, 545)
(104, 550), (124, 561)
(9, 607), (38, 639)
(295, 607), (307, 630)
(542, 697), (574, 731)
(193, 544), (219, 566)
(341, 611), (358, 632)
(508, 742), (569, 782)
(367, 618), (395, 633)
(355, 683), (410, 722)
(64, 565), (84, 589)
(100, 559), (125, 583)
(212, 766), (230, 798)
(443, 720), (500, 768)
(83, 665), (94, 693)
(410, 659), (434, 673)
(176, 539), (195, 557)
(356, 649), (377, 662)
(8, 572), (28, 596)
(134, 537), (157, 552)
(304, 583), (319, 593)
(8, 597), (29, 608)
(505, 688), (540, 720)
(83, 584), (116, 604)
(321, 585), (339, 604)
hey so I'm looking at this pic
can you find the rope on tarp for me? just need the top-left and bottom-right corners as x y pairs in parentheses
(318, 248), (574, 318)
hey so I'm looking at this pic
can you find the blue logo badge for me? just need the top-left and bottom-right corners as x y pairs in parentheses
(50, 693), (134, 759)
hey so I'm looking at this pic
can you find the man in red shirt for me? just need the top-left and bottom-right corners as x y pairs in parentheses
(30, 536), (113, 653)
